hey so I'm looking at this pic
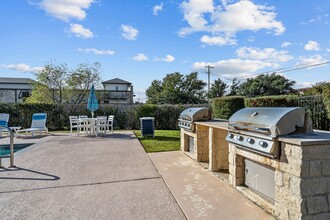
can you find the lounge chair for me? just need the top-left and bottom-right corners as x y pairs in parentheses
(0, 113), (9, 137)
(17, 113), (48, 136)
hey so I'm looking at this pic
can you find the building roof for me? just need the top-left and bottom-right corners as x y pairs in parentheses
(0, 77), (35, 84)
(102, 78), (131, 85)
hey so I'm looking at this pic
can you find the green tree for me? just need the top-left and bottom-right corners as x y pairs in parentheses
(228, 77), (240, 96)
(146, 72), (207, 104)
(208, 78), (228, 98)
(26, 62), (102, 104)
(237, 73), (296, 97)
(26, 62), (68, 104)
(66, 62), (102, 104)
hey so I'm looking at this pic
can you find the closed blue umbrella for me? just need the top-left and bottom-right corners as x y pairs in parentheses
(87, 84), (99, 118)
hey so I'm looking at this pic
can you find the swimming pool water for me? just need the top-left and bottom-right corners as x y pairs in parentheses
(0, 144), (33, 156)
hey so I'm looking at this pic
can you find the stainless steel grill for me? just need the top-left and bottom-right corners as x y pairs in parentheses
(226, 107), (313, 158)
(178, 107), (210, 131)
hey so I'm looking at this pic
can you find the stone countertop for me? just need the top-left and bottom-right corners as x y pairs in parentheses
(195, 119), (229, 130)
(278, 130), (330, 146)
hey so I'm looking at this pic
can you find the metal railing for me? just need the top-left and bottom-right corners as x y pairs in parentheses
(0, 126), (15, 167)
(298, 95), (330, 131)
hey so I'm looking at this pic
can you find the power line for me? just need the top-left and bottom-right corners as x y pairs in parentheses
(233, 60), (330, 81)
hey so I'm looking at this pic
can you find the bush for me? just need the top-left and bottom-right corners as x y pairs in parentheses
(0, 103), (62, 130)
(0, 103), (188, 131)
(245, 95), (299, 107)
(211, 96), (245, 119)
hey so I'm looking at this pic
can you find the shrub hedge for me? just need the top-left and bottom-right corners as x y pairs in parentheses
(244, 95), (299, 107)
(211, 96), (245, 119)
(0, 103), (189, 131)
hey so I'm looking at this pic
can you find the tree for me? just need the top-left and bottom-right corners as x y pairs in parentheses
(237, 73), (296, 97)
(228, 77), (240, 96)
(208, 78), (228, 98)
(146, 72), (207, 104)
(66, 62), (102, 104)
(26, 62), (102, 104)
(26, 62), (68, 104)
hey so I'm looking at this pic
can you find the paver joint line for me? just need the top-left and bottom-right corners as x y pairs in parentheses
(0, 176), (162, 194)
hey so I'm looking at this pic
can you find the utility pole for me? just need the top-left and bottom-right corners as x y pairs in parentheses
(205, 65), (214, 95)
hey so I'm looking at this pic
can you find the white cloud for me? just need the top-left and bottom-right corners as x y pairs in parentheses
(295, 82), (313, 89)
(200, 35), (236, 46)
(69, 23), (93, 38)
(281, 41), (291, 48)
(0, 63), (44, 73)
(153, 2), (164, 16)
(39, 0), (95, 22)
(156, 55), (175, 62)
(179, 0), (285, 43)
(327, 48), (330, 52)
(133, 53), (148, 61)
(77, 48), (115, 55)
(304, 41), (320, 51)
(121, 25), (139, 40)
(295, 55), (326, 69)
(236, 47), (293, 63)
(192, 59), (273, 79)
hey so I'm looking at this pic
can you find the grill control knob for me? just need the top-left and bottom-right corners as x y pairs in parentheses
(247, 138), (255, 144)
(236, 135), (244, 141)
(259, 141), (268, 148)
(228, 133), (234, 139)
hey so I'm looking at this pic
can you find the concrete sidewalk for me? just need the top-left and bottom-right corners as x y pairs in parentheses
(149, 151), (274, 220)
(0, 132), (185, 220)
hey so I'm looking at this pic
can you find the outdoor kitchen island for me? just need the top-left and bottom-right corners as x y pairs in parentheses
(180, 119), (229, 174)
(226, 107), (330, 220)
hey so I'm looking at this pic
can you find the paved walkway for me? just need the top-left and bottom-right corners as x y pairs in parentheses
(149, 151), (274, 220)
(0, 132), (185, 220)
(0, 131), (274, 219)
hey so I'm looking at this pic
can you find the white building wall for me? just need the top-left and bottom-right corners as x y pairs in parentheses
(104, 84), (129, 91)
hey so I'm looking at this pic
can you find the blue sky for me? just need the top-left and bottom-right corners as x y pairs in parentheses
(0, 0), (330, 102)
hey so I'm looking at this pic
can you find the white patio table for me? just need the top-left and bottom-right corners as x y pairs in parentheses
(78, 118), (97, 136)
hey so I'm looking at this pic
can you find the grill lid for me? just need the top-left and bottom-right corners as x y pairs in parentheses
(179, 107), (209, 121)
(228, 107), (310, 137)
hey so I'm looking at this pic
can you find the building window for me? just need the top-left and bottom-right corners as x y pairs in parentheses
(115, 86), (119, 91)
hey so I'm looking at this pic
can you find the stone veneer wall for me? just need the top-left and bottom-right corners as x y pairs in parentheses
(228, 140), (330, 220)
(180, 128), (197, 159)
(196, 125), (209, 162)
(208, 127), (228, 171)
(181, 125), (229, 172)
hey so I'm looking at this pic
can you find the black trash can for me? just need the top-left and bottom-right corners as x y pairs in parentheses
(140, 117), (155, 138)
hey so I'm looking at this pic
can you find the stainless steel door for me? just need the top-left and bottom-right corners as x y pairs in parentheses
(189, 137), (194, 154)
(245, 159), (275, 201)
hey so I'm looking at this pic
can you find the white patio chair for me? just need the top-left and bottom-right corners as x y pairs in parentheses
(96, 116), (107, 135)
(107, 115), (114, 133)
(17, 113), (48, 136)
(78, 115), (88, 133)
(69, 116), (81, 136)
(0, 113), (9, 137)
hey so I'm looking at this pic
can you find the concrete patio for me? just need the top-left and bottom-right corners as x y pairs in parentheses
(0, 131), (272, 219)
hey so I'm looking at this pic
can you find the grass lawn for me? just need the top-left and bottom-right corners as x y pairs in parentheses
(133, 130), (180, 153)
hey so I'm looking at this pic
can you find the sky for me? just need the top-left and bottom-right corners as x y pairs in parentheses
(1, 0), (330, 103)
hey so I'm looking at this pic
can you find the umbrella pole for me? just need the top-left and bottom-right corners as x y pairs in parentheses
(92, 112), (94, 118)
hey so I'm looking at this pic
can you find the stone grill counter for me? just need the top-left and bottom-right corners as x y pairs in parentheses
(180, 119), (229, 173)
(229, 131), (330, 219)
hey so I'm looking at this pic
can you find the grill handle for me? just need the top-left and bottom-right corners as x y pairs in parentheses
(231, 124), (271, 135)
